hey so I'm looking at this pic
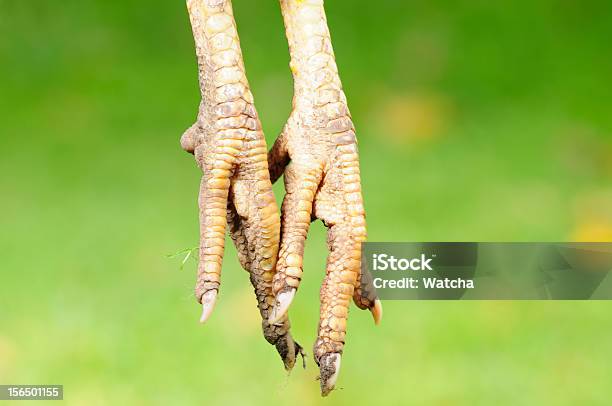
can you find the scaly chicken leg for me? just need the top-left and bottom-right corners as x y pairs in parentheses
(267, 0), (382, 395)
(182, 0), (303, 370)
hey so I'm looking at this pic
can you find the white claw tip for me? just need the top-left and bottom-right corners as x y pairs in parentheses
(268, 289), (296, 324)
(371, 299), (383, 325)
(199, 290), (218, 324)
(321, 353), (342, 396)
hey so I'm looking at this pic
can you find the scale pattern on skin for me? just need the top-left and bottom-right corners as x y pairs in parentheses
(182, 0), (303, 370)
(268, 0), (382, 396)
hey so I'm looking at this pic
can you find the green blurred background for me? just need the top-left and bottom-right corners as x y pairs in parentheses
(1, 0), (612, 404)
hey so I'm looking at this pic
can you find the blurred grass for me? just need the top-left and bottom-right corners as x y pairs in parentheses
(1, 0), (612, 404)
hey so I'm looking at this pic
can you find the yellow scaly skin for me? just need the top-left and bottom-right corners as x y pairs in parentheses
(267, 0), (383, 396)
(182, 0), (303, 371)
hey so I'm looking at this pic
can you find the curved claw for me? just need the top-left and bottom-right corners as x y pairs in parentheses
(268, 289), (296, 324)
(319, 353), (341, 396)
(371, 299), (383, 325)
(199, 290), (218, 324)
